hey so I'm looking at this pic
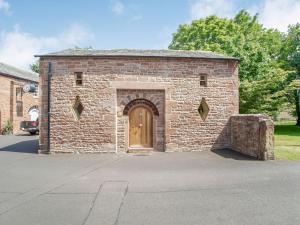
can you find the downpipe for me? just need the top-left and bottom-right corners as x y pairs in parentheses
(47, 62), (52, 152)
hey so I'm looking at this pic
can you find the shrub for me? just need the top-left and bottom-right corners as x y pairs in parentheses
(2, 120), (13, 135)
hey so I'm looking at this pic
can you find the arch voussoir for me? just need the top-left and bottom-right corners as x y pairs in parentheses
(123, 98), (159, 116)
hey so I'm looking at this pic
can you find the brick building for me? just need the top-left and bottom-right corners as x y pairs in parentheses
(37, 49), (275, 159)
(37, 48), (242, 154)
(0, 62), (39, 134)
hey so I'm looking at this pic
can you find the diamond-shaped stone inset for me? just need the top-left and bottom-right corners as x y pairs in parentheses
(198, 98), (209, 121)
(73, 96), (84, 120)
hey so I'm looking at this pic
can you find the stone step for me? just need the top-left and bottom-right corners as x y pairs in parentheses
(127, 148), (153, 154)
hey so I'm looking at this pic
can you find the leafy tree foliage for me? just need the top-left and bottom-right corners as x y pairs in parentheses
(281, 24), (300, 125)
(169, 10), (298, 120)
(240, 69), (293, 117)
(30, 61), (39, 73)
(169, 10), (283, 81)
(281, 24), (300, 71)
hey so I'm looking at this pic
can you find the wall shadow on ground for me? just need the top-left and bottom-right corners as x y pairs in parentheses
(0, 139), (38, 154)
(211, 120), (257, 161)
(211, 148), (256, 161)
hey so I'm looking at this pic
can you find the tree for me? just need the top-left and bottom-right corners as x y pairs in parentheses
(240, 69), (293, 117)
(281, 24), (300, 125)
(30, 61), (39, 73)
(296, 90), (300, 125)
(169, 10), (288, 117)
(295, 88), (300, 126)
(169, 10), (283, 81)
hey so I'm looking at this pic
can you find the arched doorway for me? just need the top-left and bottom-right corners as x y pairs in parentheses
(28, 105), (39, 121)
(129, 106), (153, 148)
(118, 94), (164, 153)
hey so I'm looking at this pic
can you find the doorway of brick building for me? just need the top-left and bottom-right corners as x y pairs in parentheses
(129, 106), (153, 148)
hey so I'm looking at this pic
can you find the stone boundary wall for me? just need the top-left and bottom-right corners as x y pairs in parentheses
(230, 114), (275, 160)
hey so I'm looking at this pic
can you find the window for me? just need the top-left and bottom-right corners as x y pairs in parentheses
(200, 74), (207, 87)
(33, 85), (39, 98)
(16, 101), (23, 117)
(16, 87), (23, 117)
(16, 87), (22, 101)
(72, 96), (84, 120)
(75, 72), (83, 86)
(198, 98), (209, 121)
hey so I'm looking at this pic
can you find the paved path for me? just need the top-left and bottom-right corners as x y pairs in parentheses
(0, 135), (299, 225)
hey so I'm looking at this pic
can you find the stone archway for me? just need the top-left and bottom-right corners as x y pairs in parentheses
(116, 90), (165, 153)
(123, 98), (159, 116)
(28, 105), (39, 121)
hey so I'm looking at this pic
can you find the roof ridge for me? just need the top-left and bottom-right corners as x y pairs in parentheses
(35, 48), (238, 61)
(0, 62), (39, 82)
(60, 48), (223, 53)
(0, 62), (38, 76)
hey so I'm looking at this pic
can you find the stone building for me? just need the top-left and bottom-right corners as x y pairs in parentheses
(37, 49), (274, 159)
(0, 62), (39, 134)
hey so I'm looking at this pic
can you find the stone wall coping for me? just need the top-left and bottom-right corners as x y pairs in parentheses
(231, 114), (267, 117)
(231, 114), (271, 120)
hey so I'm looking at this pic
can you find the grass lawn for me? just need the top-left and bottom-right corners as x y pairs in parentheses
(275, 120), (300, 160)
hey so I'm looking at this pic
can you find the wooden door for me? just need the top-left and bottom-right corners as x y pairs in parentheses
(129, 106), (153, 148)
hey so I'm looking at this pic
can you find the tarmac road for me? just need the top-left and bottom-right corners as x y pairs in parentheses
(0, 135), (299, 225)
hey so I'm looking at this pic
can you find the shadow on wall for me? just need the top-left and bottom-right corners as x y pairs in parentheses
(0, 139), (38, 154)
(210, 119), (256, 161)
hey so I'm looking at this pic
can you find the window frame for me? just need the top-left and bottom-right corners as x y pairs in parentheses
(198, 97), (209, 121)
(75, 72), (83, 86)
(16, 100), (23, 117)
(16, 87), (23, 101)
(199, 74), (208, 87)
(33, 85), (39, 98)
(72, 96), (84, 120)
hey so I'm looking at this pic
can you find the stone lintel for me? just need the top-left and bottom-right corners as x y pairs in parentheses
(110, 81), (168, 90)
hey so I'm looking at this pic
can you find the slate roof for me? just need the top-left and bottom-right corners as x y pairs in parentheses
(36, 48), (238, 61)
(0, 62), (39, 82)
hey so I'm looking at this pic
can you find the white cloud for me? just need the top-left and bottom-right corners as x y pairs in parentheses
(111, 1), (143, 21)
(0, 24), (94, 69)
(258, 0), (300, 32)
(190, 0), (235, 19)
(189, 0), (300, 32)
(0, 0), (10, 14)
(112, 1), (124, 15)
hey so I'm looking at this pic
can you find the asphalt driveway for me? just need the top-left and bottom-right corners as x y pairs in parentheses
(0, 135), (299, 225)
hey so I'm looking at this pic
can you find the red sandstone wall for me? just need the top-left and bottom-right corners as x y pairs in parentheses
(230, 114), (275, 160)
(0, 74), (39, 134)
(39, 57), (239, 153)
(0, 75), (11, 132)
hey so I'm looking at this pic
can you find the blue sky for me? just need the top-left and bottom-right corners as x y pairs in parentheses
(0, 0), (300, 69)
